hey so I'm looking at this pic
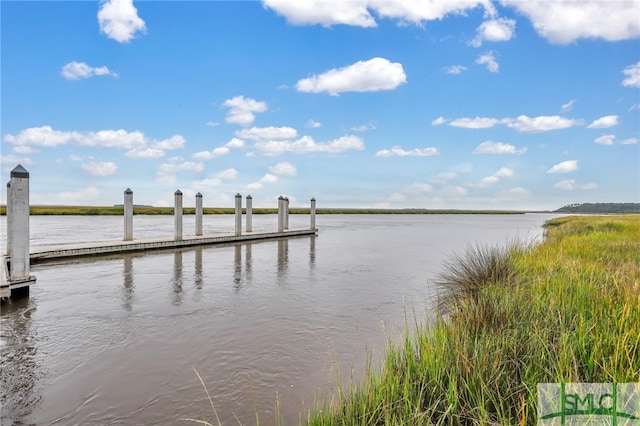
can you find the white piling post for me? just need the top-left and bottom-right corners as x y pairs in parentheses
(284, 197), (289, 230)
(8, 165), (30, 280)
(310, 197), (316, 230)
(246, 195), (253, 233)
(235, 193), (242, 236)
(6, 181), (12, 255)
(277, 196), (285, 232)
(124, 188), (133, 241)
(174, 190), (183, 240)
(195, 193), (203, 236)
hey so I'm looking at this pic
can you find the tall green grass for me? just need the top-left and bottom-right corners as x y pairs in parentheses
(308, 215), (640, 425)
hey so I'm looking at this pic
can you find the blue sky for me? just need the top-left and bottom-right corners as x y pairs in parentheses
(1, 0), (639, 210)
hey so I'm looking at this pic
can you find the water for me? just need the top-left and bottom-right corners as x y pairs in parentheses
(1, 213), (558, 425)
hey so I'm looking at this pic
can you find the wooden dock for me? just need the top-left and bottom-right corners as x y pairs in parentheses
(1, 228), (317, 297)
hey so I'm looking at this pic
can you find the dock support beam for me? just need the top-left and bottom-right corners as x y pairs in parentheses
(310, 197), (316, 230)
(124, 188), (133, 241)
(246, 195), (253, 233)
(195, 193), (203, 236)
(174, 190), (183, 241)
(235, 193), (242, 236)
(277, 196), (285, 232)
(8, 165), (30, 281)
(284, 197), (289, 230)
(6, 181), (12, 255)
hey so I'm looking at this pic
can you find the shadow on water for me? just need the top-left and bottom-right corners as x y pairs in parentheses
(0, 296), (43, 425)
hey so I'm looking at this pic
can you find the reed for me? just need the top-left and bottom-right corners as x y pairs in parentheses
(309, 214), (640, 425)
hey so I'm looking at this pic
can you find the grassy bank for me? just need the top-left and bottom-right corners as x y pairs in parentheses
(308, 215), (640, 425)
(0, 205), (525, 215)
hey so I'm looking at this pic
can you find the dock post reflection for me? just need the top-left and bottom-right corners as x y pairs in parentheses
(194, 248), (203, 289)
(122, 256), (134, 311)
(234, 244), (242, 291)
(171, 251), (183, 305)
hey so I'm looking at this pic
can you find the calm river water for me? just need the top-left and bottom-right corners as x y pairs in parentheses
(1, 213), (559, 425)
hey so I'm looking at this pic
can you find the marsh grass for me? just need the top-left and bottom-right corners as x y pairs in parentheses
(309, 214), (640, 425)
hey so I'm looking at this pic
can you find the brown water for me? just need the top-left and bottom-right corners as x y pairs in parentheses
(0, 214), (558, 425)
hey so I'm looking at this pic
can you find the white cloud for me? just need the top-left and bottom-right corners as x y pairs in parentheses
(296, 57), (407, 96)
(125, 147), (164, 159)
(554, 179), (575, 190)
(478, 167), (514, 186)
(502, 1), (640, 44)
(587, 115), (619, 129)
(235, 126), (298, 141)
(216, 168), (238, 180)
(0, 154), (33, 166)
(449, 116), (503, 128)
(594, 134), (615, 145)
(351, 122), (377, 132)
(471, 18), (516, 47)
(442, 186), (469, 197)
(306, 119), (322, 128)
(81, 161), (118, 177)
(97, 0), (146, 43)
(192, 147), (230, 161)
(152, 135), (186, 150)
(494, 167), (514, 178)
(222, 96), (268, 126)
(403, 182), (433, 194)
(560, 99), (575, 113)
(32, 186), (101, 205)
(431, 116), (447, 126)
(375, 146), (439, 157)
(247, 173), (279, 190)
(13, 145), (39, 154)
(254, 135), (365, 156)
(206, 121), (219, 127)
(269, 162), (297, 176)
(547, 160), (578, 173)
(156, 158), (204, 184)
(262, 0), (495, 27)
(507, 115), (583, 133)
(479, 176), (499, 186)
(476, 51), (499, 72)
(225, 137), (246, 149)
(621, 137), (639, 145)
(473, 141), (527, 155)
(432, 172), (457, 183)
(4, 126), (149, 149)
(581, 183), (599, 190)
(622, 62), (640, 88)
(61, 61), (118, 80)
(443, 65), (468, 75)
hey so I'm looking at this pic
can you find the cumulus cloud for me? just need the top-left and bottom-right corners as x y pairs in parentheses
(296, 57), (407, 96)
(351, 122), (376, 132)
(450, 117), (503, 129)
(62, 61), (118, 80)
(501, 1), (640, 44)
(156, 158), (204, 185)
(507, 115), (583, 133)
(262, 0), (495, 27)
(235, 126), (298, 141)
(621, 137), (638, 145)
(581, 182), (599, 190)
(269, 162), (297, 176)
(547, 160), (578, 173)
(431, 116), (447, 126)
(594, 135), (615, 145)
(473, 141), (527, 155)
(497, 187), (530, 198)
(97, 0), (146, 43)
(222, 96), (268, 126)
(152, 135), (186, 150)
(254, 135), (365, 156)
(622, 62), (640, 88)
(0, 154), (33, 166)
(443, 65), (468, 75)
(554, 179), (575, 190)
(125, 147), (164, 159)
(375, 146), (439, 157)
(478, 167), (514, 187)
(306, 119), (322, 128)
(247, 173), (279, 190)
(587, 115), (619, 129)
(476, 51), (499, 72)
(192, 138), (245, 161)
(471, 18), (516, 47)
(81, 161), (118, 177)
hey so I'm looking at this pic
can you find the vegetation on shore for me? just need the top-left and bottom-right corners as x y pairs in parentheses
(0, 205), (524, 216)
(555, 202), (640, 214)
(308, 215), (640, 425)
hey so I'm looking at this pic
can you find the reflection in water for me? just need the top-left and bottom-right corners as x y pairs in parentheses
(277, 239), (289, 288)
(122, 256), (134, 311)
(0, 298), (42, 424)
(194, 248), (203, 290)
(234, 245), (242, 291)
(172, 251), (183, 306)
(245, 243), (253, 285)
(309, 235), (316, 269)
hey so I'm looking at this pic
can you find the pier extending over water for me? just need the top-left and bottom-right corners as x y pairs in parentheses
(2, 164), (318, 299)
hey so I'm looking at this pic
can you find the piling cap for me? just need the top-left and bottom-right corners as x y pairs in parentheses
(11, 164), (29, 178)
(235, 193), (242, 198)
(278, 195), (284, 200)
(311, 197), (316, 201)
(6, 181), (10, 188)
(175, 189), (182, 195)
(196, 192), (202, 197)
(246, 194), (252, 199)
(124, 188), (133, 194)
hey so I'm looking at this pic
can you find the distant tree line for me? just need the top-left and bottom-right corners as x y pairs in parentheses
(554, 203), (640, 213)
